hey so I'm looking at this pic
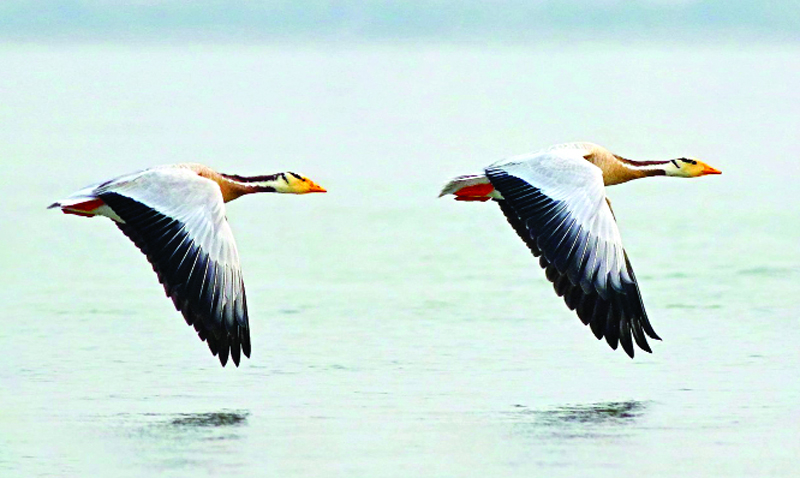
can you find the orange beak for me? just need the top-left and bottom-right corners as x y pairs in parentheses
(308, 182), (327, 193)
(702, 164), (722, 175)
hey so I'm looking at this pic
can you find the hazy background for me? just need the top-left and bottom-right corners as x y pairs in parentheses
(1, 2), (799, 478)
(1, 0), (799, 43)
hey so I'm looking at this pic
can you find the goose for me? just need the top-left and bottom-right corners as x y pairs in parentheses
(440, 142), (721, 357)
(49, 163), (326, 367)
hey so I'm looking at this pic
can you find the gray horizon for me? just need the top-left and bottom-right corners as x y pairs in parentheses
(1, 1), (798, 42)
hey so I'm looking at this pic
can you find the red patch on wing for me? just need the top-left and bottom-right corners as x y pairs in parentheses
(454, 183), (494, 201)
(67, 198), (105, 211)
(62, 198), (105, 217)
(455, 196), (491, 202)
(63, 210), (95, 217)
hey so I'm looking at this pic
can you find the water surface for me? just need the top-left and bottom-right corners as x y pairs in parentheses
(1, 42), (798, 477)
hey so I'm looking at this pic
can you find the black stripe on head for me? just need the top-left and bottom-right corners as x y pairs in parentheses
(614, 155), (673, 166)
(220, 173), (282, 183)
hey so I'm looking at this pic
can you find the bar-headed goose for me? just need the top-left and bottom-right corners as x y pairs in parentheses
(440, 142), (721, 357)
(49, 163), (326, 367)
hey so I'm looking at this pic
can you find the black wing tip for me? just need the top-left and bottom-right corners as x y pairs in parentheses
(219, 350), (230, 367)
(242, 332), (252, 358)
(620, 338), (635, 358)
(206, 329), (249, 368)
(622, 341), (655, 359)
(616, 319), (660, 358)
(582, 291), (660, 358)
(642, 326), (663, 340)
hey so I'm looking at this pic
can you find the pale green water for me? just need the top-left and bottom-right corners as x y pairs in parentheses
(1, 43), (799, 477)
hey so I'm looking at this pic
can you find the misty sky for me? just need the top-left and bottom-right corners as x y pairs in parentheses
(0, 1), (797, 41)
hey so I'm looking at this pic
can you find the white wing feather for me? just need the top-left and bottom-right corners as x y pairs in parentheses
(490, 147), (627, 294)
(96, 168), (240, 268)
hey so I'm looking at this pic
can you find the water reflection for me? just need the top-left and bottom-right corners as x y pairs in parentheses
(508, 401), (647, 440)
(123, 409), (250, 441)
(117, 410), (250, 473)
(167, 411), (249, 428)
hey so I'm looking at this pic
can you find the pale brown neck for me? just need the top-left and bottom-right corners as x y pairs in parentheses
(185, 164), (282, 202)
(216, 173), (286, 202)
(603, 155), (670, 186)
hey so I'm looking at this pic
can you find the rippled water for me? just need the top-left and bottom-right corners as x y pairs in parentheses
(1, 42), (799, 477)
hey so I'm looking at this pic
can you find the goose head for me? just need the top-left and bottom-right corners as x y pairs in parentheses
(277, 172), (327, 194)
(668, 158), (722, 178)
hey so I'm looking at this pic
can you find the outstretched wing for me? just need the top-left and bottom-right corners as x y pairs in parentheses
(97, 168), (250, 366)
(485, 148), (660, 357)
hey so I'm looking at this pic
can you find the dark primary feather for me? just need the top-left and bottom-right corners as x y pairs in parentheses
(100, 192), (251, 366)
(486, 168), (660, 358)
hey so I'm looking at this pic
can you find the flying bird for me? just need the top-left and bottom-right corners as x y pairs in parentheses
(49, 163), (326, 367)
(440, 142), (721, 357)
